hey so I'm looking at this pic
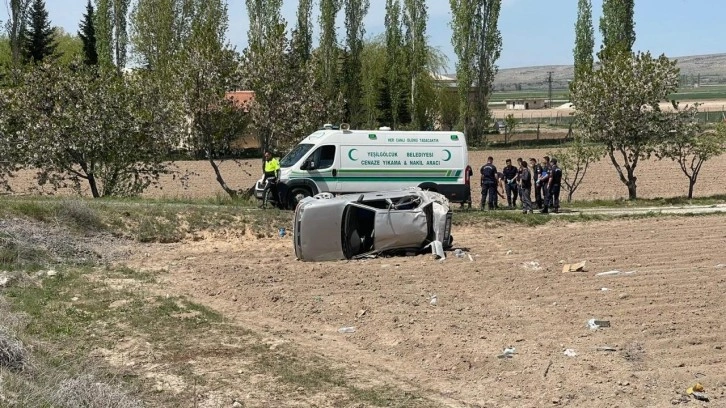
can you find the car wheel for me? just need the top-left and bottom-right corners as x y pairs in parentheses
(444, 235), (454, 249)
(288, 187), (312, 208)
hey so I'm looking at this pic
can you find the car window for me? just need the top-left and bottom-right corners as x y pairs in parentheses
(280, 143), (314, 168)
(308, 145), (336, 170)
(342, 204), (376, 258)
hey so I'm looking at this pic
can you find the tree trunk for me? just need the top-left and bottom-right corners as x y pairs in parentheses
(688, 178), (695, 199)
(627, 180), (637, 200)
(87, 173), (101, 198)
(567, 189), (574, 203)
(208, 157), (238, 198)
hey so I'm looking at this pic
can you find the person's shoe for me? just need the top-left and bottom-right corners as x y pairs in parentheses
(522, 210), (527, 214)
(554, 208), (559, 213)
(540, 209), (549, 214)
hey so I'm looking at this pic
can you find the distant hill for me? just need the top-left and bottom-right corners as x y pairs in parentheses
(487, 53), (726, 91)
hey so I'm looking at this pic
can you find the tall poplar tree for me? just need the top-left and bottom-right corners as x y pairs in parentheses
(5, 0), (31, 78)
(450, 0), (501, 141)
(402, 0), (427, 130)
(599, 0), (635, 61)
(95, 0), (113, 66)
(318, 0), (342, 102)
(384, 0), (405, 129)
(342, 0), (370, 127)
(79, 0), (99, 65)
(291, 0), (313, 63)
(573, 0), (594, 83)
(112, 0), (130, 70)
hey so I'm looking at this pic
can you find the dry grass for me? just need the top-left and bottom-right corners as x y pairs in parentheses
(0, 327), (30, 372)
(51, 374), (144, 408)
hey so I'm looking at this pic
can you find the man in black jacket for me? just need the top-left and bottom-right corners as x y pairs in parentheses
(519, 160), (533, 214)
(545, 158), (563, 213)
(530, 158), (543, 209)
(502, 158), (519, 209)
(480, 156), (497, 210)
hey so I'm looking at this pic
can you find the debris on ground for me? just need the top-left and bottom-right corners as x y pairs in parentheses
(337, 326), (356, 334)
(562, 260), (587, 273)
(497, 346), (516, 359)
(563, 349), (577, 357)
(596, 346), (618, 352)
(429, 294), (438, 306)
(522, 261), (542, 271)
(715, 263), (726, 269)
(587, 319), (611, 330)
(686, 383), (709, 401)
(596, 270), (636, 277)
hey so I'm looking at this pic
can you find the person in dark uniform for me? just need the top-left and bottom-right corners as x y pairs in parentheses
(519, 160), (533, 214)
(502, 158), (519, 209)
(546, 158), (563, 213)
(538, 156), (551, 213)
(480, 157), (497, 210)
(461, 164), (473, 210)
(530, 158), (543, 209)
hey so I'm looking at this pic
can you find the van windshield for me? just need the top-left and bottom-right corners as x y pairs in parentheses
(280, 143), (314, 168)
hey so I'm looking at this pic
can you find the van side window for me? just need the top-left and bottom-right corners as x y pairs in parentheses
(309, 145), (336, 170)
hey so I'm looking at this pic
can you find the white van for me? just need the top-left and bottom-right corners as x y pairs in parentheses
(261, 127), (469, 209)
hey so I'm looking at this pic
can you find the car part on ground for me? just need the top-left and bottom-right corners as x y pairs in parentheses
(293, 188), (454, 262)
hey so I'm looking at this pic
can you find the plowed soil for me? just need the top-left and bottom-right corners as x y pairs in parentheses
(8, 150), (726, 201)
(125, 215), (726, 407)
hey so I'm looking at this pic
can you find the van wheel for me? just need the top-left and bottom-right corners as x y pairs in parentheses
(288, 187), (312, 208)
(419, 183), (438, 192)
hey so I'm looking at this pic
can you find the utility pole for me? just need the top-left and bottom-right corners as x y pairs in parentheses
(547, 71), (553, 108)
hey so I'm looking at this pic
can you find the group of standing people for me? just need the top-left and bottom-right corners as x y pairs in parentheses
(463, 156), (562, 214)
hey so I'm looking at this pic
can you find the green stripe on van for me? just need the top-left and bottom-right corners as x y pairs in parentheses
(290, 176), (459, 183)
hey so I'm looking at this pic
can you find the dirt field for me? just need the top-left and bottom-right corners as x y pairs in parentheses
(7, 148), (726, 202)
(118, 214), (726, 407)
(491, 99), (726, 119)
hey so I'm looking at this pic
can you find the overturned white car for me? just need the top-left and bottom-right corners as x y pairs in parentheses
(293, 188), (454, 262)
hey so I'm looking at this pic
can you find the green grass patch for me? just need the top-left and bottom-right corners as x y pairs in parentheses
(566, 193), (726, 209)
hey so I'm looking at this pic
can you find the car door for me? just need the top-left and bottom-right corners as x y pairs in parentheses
(372, 198), (429, 251)
(303, 145), (337, 192)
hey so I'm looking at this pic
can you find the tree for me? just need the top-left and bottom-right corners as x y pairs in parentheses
(551, 136), (603, 203)
(342, 0), (370, 127)
(571, 51), (680, 200)
(360, 37), (386, 128)
(318, 0), (342, 104)
(384, 0), (405, 129)
(181, 0), (251, 198)
(95, 0), (130, 71)
(79, 0), (98, 65)
(599, 0), (635, 61)
(291, 0), (313, 63)
(656, 104), (726, 199)
(4, 0), (31, 81)
(22, 0), (56, 63)
(94, 0), (113, 65)
(450, 0), (502, 142)
(504, 113), (516, 144)
(0, 62), (184, 197)
(437, 87), (459, 131)
(130, 0), (193, 77)
(112, 0), (130, 70)
(573, 0), (594, 83)
(402, 0), (427, 129)
(53, 28), (83, 65)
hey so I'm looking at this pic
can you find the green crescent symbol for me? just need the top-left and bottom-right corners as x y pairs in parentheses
(442, 149), (452, 161)
(348, 148), (358, 161)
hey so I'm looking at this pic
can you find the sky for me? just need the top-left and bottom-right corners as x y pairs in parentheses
(3, 0), (725, 70)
